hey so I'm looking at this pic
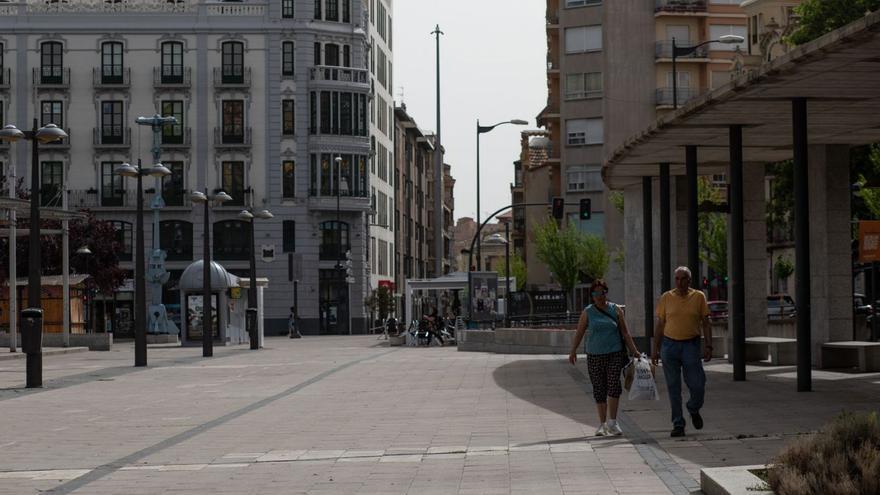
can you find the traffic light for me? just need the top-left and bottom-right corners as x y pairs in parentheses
(551, 197), (564, 220)
(579, 198), (592, 220)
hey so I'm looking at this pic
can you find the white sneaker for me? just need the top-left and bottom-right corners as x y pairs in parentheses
(595, 424), (608, 436)
(605, 421), (623, 436)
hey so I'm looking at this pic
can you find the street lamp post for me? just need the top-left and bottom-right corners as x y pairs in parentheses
(116, 160), (171, 367)
(671, 35), (744, 109)
(190, 189), (232, 357)
(238, 208), (274, 350)
(476, 119), (527, 269)
(76, 246), (93, 333)
(333, 156), (353, 335)
(483, 230), (511, 327)
(0, 120), (67, 388)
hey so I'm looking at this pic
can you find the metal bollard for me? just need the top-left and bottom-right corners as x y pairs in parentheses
(21, 308), (43, 388)
(246, 308), (259, 350)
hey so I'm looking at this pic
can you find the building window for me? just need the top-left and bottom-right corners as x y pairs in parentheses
(565, 25), (602, 53)
(41, 100), (63, 128)
(313, 0), (321, 20)
(319, 220), (349, 260)
(213, 220), (250, 260)
(0, 44), (4, 84)
(221, 100), (244, 143)
(326, 0), (338, 21)
(324, 43), (340, 66)
(282, 160), (295, 198)
(160, 41), (184, 84)
(101, 42), (123, 84)
(160, 220), (193, 261)
(221, 41), (244, 84)
(566, 118), (603, 146)
(40, 161), (63, 207)
(282, 41), (295, 76)
(100, 161), (124, 207)
(566, 165), (603, 192)
(161, 100), (184, 144)
(40, 41), (63, 84)
(101, 101), (124, 144)
(282, 0), (294, 18)
(309, 153), (368, 197)
(566, 0), (600, 6)
(310, 91), (368, 137)
(221, 161), (245, 206)
(565, 72), (602, 99)
(709, 25), (748, 51)
(111, 221), (133, 261)
(162, 161), (185, 206)
(282, 99), (295, 135)
(283, 220), (296, 252)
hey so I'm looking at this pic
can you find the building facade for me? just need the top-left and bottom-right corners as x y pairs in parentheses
(0, 0), (392, 336)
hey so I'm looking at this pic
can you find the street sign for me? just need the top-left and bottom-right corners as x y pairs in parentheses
(859, 221), (880, 262)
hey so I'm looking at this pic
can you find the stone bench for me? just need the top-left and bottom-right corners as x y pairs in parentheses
(745, 337), (797, 365)
(821, 341), (880, 372)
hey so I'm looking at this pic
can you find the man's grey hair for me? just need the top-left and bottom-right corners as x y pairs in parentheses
(674, 266), (692, 279)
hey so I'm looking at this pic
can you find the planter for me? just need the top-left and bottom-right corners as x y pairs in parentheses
(700, 465), (772, 495)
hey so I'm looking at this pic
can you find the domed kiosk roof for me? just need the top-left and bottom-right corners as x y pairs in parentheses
(178, 260), (239, 291)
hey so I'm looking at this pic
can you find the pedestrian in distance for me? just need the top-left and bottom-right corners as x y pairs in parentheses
(288, 306), (301, 339)
(569, 279), (641, 437)
(652, 266), (713, 437)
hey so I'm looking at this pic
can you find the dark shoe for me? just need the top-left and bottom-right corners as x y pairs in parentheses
(691, 412), (704, 430)
(670, 426), (685, 437)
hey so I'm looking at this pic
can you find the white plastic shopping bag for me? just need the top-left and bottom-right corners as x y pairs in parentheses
(628, 354), (660, 401)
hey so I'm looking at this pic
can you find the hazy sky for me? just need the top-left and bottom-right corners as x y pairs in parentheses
(394, 0), (547, 224)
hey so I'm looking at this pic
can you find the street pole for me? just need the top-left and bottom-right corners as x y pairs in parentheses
(203, 188), (212, 358)
(335, 156), (344, 335)
(504, 221), (510, 328)
(62, 181), (69, 347)
(247, 216), (258, 349)
(8, 164), (16, 352)
(26, 118), (42, 388)
(476, 120), (481, 270)
(135, 159), (146, 366)
(672, 37), (678, 110)
(432, 24), (444, 277)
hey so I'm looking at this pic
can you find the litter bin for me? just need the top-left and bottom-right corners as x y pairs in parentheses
(246, 308), (258, 350)
(21, 308), (43, 354)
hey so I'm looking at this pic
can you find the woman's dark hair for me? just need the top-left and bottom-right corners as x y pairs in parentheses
(589, 279), (609, 292)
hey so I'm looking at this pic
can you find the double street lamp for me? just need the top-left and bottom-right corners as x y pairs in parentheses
(190, 189), (233, 357)
(0, 120), (68, 388)
(238, 208), (273, 350)
(671, 35), (744, 109)
(116, 160), (171, 367)
(476, 119), (527, 269)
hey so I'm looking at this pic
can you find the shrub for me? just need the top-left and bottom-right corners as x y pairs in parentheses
(768, 411), (880, 495)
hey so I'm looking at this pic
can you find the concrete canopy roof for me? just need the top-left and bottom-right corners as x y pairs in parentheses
(604, 11), (880, 189)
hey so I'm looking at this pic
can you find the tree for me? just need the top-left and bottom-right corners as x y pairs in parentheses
(788, 0), (880, 45)
(581, 233), (609, 282)
(364, 286), (395, 322)
(498, 253), (527, 291)
(698, 178), (728, 280)
(766, 161), (794, 243)
(774, 255), (795, 283)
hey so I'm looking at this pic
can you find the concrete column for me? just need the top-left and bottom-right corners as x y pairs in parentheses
(742, 163), (768, 339)
(623, 183), (646, 337)
(808, 144), (853, 366)
(673, 175), (689, 273)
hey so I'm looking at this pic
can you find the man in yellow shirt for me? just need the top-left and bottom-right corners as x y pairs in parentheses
(652, 266), (712, 437)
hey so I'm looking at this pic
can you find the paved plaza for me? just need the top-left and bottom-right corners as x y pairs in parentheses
(1, 337), (878, 494)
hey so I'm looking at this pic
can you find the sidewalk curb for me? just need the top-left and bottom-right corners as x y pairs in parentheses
(0, 347), (89, 361)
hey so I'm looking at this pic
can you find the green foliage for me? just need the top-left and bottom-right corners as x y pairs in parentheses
(533, 218), (610, 308)
(498, 253), (527, 291)
(853, 144), (880, 222)
(581, 233), (610, 282)
(767, 161), (794, 243)
(608, 191), (624, 214)
(698, 178), (727, 278)
(768, 411), (880, 495)
(612, 242), (625, 273)
(774, 255), (795, 282)
(788, 0), (880, 45)
(365, 286), (395, 320)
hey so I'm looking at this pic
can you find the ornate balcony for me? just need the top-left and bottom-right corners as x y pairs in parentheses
(655, 0), (706, 13)
(161, 127), (192, 148)
(92, 127), (131, 149)
(655, 87), (702, 107)
(33, 67), (70, 89)
(0, 68), (11, 90)
(92, 67), (131, 88)
(153, 67), (192, 89)
(213, 127), (252, 148)
(213, 67), (251, 89)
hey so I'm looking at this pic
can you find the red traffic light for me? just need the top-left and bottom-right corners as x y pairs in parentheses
(551, 197), (564, 220)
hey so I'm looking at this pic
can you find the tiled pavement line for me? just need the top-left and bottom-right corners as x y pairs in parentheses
(45, 348), (397, 495)
(0, 346), (253, 402)
(566, 365), (700, 495)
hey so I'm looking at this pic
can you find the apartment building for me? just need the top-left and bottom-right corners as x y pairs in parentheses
(0, 0), (390, 336)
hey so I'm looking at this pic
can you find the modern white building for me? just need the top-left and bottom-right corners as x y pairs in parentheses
(0, 0), (392, 336)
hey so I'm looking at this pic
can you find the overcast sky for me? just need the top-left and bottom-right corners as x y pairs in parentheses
(394, 0), (547, 224)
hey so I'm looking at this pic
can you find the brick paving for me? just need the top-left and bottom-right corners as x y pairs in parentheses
(0, 337), (877, 494)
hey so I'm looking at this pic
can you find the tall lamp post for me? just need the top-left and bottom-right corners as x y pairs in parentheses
(476, 119), (527, 269)
(75, 245), (94, 333)
(0, 120), (67, 388)
(116, 160), (171, 367)
(333, 156), (352, 335)
(238, 208), (274, 350)
(671, 35), (744, 109)
(483, 230), (511, 327)
(190, 189), (232, 357)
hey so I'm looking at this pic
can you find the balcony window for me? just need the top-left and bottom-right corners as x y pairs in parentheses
(325, 43), (339, 66)
(282, 160), (295, 198)
(566, 118), (603, 146)
(565, 25), (602, 54)
(162, 161), (185, 206)
(161, 100), (184, 144)
(311, 90), (368, 137)
(111, 221), (133, 261)
(221, 100), (244, 143)
(40, 100), (63, 129)
(282, 99), (295, 135)
(160, 220), (193, 261)
(40, 161), (63, 207)
(213, 220), (250, 260)
(101, 101), (124, 144)
(221, 161), (245, 206)
(282, 0), (294, 18)
(566, 0), (601, 6)
(565, 72), (602, 100)
(326, 0), (338, 21)
(282, 41), (294, 76)
(221, 41), (244, 84)
(313, 0), (320, 19)
(309, 153), (368, 197)
(320, 221), (349, 260)
(40, 42), (63, 84)
(101, 161), (124, 207)
(101, 42), (123, 84)
(283, 220), (296, 252)
(160, 42), (184, 84)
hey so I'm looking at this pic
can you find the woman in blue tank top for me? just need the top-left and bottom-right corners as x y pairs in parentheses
(568, 279), (640, 437)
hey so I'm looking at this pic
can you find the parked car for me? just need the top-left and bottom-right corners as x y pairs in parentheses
(767, 294), (796, 319)
(708, 300), (728, 322)
(853, 293), (873, 316)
